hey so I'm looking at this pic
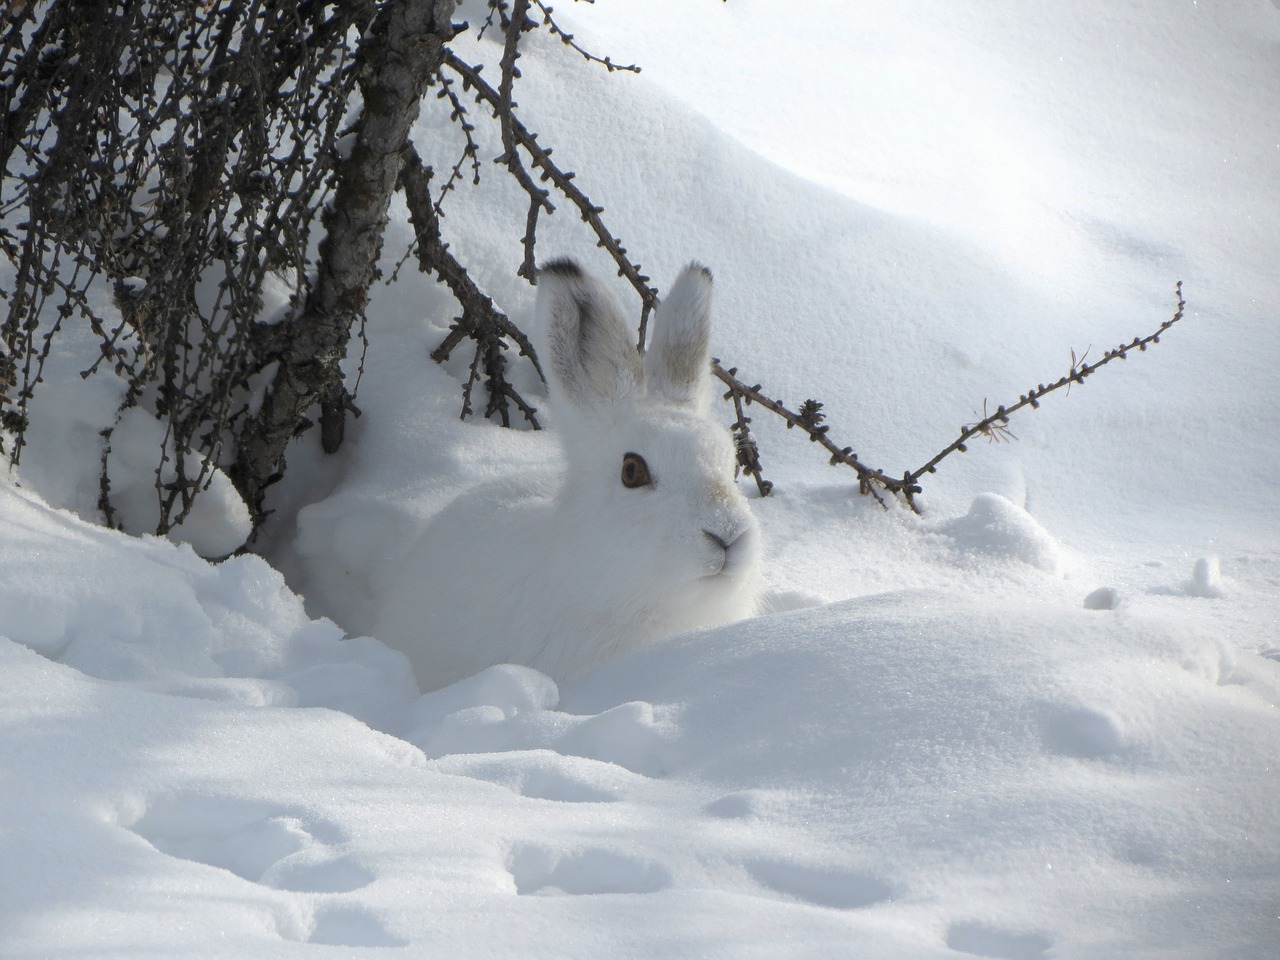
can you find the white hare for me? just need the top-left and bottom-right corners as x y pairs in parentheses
(374, 259), (764, 691)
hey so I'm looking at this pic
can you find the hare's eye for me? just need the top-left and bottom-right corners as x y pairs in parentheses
(620, 452), (652, 489)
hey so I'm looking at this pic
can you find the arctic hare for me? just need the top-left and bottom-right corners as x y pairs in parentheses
(375, 259), (763, 690)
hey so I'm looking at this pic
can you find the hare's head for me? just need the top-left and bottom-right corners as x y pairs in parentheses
(535, 260), (763, 629)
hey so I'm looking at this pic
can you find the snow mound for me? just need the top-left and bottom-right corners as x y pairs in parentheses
(0, 481), (417, 730)
(3, 476), (1279, 957)
(104, 406), (252, 558)
(938, 492), (1063, 574)
(1184, 555), (1225, 599)
(409, 663), (560, 733)
(1083, 585), (1122, 610)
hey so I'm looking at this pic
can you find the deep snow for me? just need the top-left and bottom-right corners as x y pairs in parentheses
(3, 1), (1279, 958)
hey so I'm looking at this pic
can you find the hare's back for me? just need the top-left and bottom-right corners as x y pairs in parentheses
(371, 474), (559, 690)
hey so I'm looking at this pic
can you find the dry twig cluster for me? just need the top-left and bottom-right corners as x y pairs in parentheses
(2, 0), (371, 530)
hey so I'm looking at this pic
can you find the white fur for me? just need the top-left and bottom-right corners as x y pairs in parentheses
(375, 260), (764, 691)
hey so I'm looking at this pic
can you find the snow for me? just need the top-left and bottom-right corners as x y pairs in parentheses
(3, 1), (1279, 958)
(104, 406), (254, 558)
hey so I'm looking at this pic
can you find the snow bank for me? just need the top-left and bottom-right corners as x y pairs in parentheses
(0, 480), (416, 729)
(4, 475), (1278, 958)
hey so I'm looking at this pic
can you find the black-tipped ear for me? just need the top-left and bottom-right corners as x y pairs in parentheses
(537, 258), (584, 281)
(644, 262), (714, 412)
(536, 262), (643, 409)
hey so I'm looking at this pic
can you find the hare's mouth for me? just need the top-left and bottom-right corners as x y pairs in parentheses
(701, 527), (753, 580)
(702, 529), (731, 578)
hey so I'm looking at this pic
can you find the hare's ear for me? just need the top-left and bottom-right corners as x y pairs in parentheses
(537, 259), (644, 409)
(645, 262), (713, 414)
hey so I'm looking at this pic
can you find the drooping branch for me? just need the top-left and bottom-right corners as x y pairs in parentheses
(441, 49), (659, 346)
(399, 141), (542, 428)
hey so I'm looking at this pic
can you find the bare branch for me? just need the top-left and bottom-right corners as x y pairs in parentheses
(709, 283), (1187, 512)
(721, 370), (772, 497)
(431, 67), (484, 212)
(530, 1), (641, 73)
(711, 360), (900, 508)
(399, 142), (543, 428)
(497, 0), (552, 282)
(904, 282), (1187, 500)
(442, 50), (659, 344)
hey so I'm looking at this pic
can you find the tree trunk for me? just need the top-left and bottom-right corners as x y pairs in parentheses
(232, 0), (458, 523)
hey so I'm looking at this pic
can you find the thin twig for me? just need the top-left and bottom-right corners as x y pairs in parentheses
(904, 282), (1186, 499)
(530, 1), (641, 73)
(711, 360), (899, 508)
(431, 68), (483, 212)
(399, 142), (542, 428)
(497, 0), (552, 282)
(722, 371), (772, 497)
(442, 49), (659, 344)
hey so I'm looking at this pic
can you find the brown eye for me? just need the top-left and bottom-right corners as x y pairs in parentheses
(620, 452), (652, 489)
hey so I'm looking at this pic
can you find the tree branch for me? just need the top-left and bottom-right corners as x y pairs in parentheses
(710, 282), (1187, 512)
(712, 360), (898, 507)
(399, 141), (543, 428)
(902, 281), (1186, 497)
(442, 49), (658, 345)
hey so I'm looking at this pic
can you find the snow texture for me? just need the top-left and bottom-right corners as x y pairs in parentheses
(3, 1), (1279, 957)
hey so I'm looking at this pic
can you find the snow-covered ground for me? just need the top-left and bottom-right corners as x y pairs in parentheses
(3, 1), (1278, 957)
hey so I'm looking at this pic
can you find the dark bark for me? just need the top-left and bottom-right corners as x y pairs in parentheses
(232, 0), (460, 522)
